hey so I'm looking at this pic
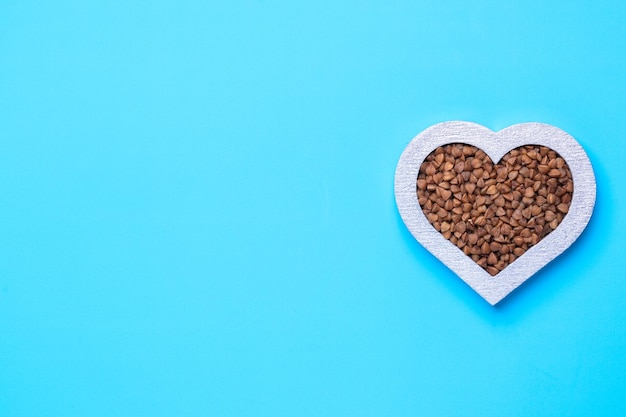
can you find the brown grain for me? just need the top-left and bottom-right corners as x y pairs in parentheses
(417, 144), (573, 276)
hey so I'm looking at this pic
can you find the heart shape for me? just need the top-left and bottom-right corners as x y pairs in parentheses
(394, 122), (596, 305)
(417, 143), (573, 276)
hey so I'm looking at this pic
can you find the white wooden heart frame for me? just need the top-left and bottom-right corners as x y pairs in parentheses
(394, 121), (596, 305)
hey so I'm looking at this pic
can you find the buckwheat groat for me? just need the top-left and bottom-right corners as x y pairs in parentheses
(417, 144), (573, 276)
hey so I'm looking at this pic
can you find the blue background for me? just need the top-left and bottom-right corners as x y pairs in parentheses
(1, 1), (625, 416)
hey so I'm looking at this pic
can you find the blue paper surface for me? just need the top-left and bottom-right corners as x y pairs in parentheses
(1, 1), (625, 416)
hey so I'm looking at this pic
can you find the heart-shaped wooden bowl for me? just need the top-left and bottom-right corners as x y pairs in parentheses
(394, 122), (596, 305)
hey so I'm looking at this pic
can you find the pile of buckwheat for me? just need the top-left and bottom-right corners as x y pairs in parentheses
(417, 144), (573, 276)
